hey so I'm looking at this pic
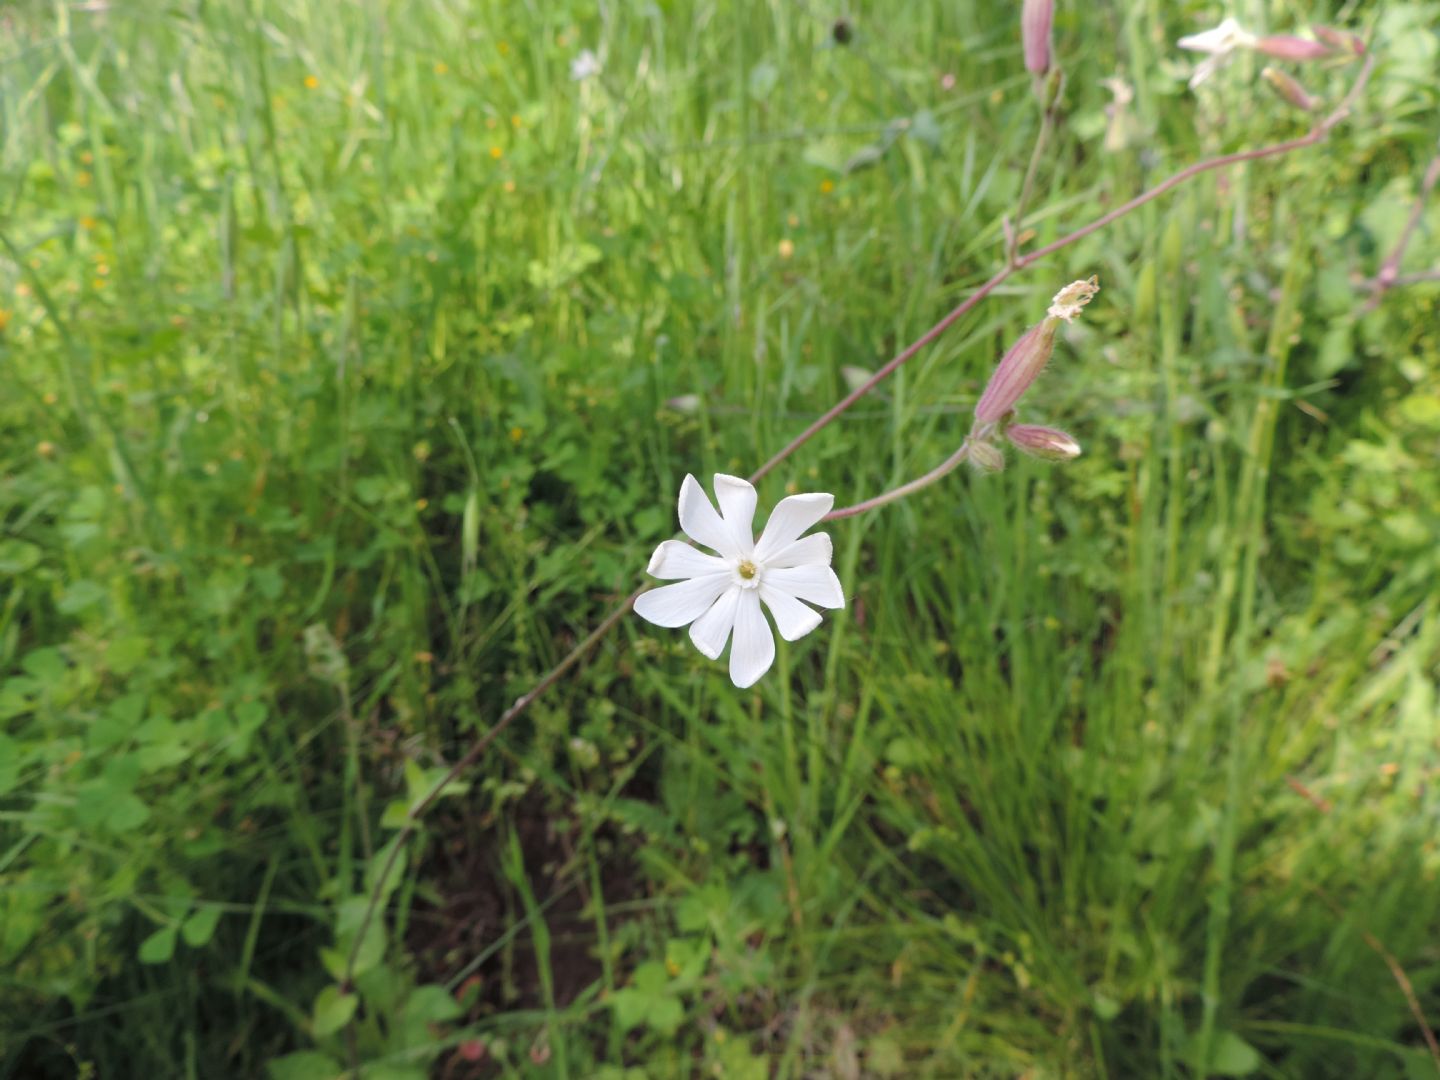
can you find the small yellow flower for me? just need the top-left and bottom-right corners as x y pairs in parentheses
(510, 114), (522, 128)
(819, 178), (835, 194)
(490, 145), (504, 160)
(304, 74), (319, 90)
(503, 179), (517, 193)
(433, 61), (449, 75)
(79, 215), (97, 230)
(76, 170), (92, 188)
(37, 441), (57, 458)
(665, 958), (681, 977)
(497, 40), (511, 56)
(509, 426), (524, 442)
(93, 278), (106, 290)
(415, 497), (429, 511)
(95, 262), (110, 276)
(43, 391), (58, 405)
(80, 150), (94, 165)
(777, 238), (794, 260)
(0, 309), (10, 331)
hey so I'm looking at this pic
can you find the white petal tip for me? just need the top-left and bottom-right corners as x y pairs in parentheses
(712, 473), (754, 492)
(780, 612), (823, 642)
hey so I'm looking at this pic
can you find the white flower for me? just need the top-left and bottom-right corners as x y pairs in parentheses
(634, 474), (844, 688)
(1176, 16), (1257, 88)
(570, 49), (601, 82)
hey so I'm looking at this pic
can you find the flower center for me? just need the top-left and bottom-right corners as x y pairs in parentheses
(734, 558), (762, 589)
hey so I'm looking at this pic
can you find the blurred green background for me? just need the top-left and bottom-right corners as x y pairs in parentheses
(2, 0), (1439, 1076)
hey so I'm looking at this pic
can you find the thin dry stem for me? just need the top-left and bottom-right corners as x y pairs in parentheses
(1311, 886), (1440, 1073)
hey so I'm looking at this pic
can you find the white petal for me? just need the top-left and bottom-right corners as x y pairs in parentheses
(765, 565), (845, 609)
(766, 532), (833, 569)
(753, 492), (834, 561)
(689, 585), (741, 659)
(678, 474), (739, 558)
(1188, 54), (1226, 88)
(634, 573), (731, 628)
(712, 474), (758, 554)
(647, 540), (728, 580)
(1178, 18), (1246, 54)
(729, 589), (775, 688)
(759, 585), (822, 642)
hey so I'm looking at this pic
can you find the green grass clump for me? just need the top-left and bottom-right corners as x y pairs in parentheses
(2, 1), (1439, 1077)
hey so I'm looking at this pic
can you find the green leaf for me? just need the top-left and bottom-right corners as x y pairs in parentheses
(138, 926), (178, 965)
(74, 782), (151, 833)
(267, 1051), (343, 1080)
(329, 896), (386, 979)
(57, 579), (108, 614)
(365, 836), (409, 906)
(312, 985), (359, 1037)
(0, 539), (42, 574)
(380, 799), (411, 829)
(181, 905), (223, 947)
(1208, 1031), (1262, 1076)
(401, 984), (462, 1024)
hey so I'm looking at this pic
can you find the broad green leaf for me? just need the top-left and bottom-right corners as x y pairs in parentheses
(138, 926), (178, 964)
(0, 539), (42, 574)
(312, 985), (358, 1037)
(401, 984), (462, 1024)
(181, 906), (223, 947)
(1208, 1031), (1262, 1076)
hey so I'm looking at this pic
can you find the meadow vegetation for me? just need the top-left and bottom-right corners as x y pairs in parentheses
(2, 1), (1439, 1077)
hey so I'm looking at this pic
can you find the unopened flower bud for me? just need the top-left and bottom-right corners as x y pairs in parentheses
(1261, 67), (1317, 112)
(1021, 0), (1053, 76)
(974, 278), (1099, 424)
(1006, 424), (1081, 461)
(967, 440), (1006, 474)
(1311, 24), (1365, 56)
(1254, 35), (1330, 61)
(974, 320), (1058, 424)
